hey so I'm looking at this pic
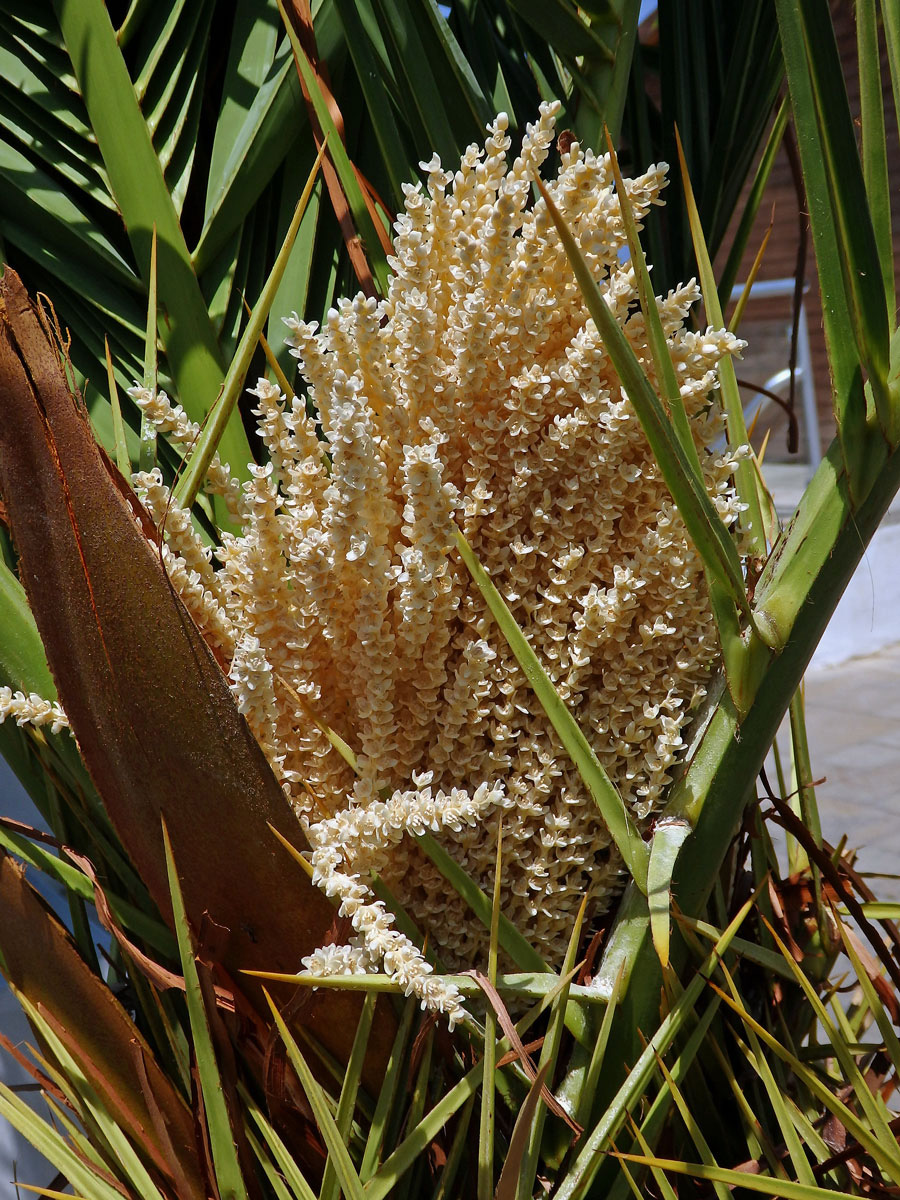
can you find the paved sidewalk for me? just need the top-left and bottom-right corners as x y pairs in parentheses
(801, 642), (900, 899)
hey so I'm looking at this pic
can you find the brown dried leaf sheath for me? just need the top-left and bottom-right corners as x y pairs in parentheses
(0, 268), (387, 1068)
(0, 852), (206, 1198)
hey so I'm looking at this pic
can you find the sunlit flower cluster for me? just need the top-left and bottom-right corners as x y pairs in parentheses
(135, 103), (746, 1017)
(0, 687), (69, 736)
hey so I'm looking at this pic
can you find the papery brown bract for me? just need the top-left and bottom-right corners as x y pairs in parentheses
(0, 268), (392, 1076)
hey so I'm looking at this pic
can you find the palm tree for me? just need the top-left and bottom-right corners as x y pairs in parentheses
(0, 1), (899, 1196)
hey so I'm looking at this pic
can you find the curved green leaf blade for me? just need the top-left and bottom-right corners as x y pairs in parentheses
(535, 178), (759, 638)
(163, 821), (248, 1200)
(647, 819), (692, 969)
(265, 991), (367, 1200)
(278, 1), (391, 296)
(176, 140), (327, 511)
(52, 0), (252, 476)
(453, 524), (649, 892)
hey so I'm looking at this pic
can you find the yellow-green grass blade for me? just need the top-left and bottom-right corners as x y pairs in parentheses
(433, 1094), (475, 1200)
(278, 3), (391, 297)
(292, 1026), (375, 1126)
(763, 917), (900, 1165)
(837, 919), (900, 1071)
(556, 892), (758, 1200)
(535, 178), (760, 640)
(478, 827), (503, 1200)
(138, 225), (158, 473)
(14, 1186), (92, 1200)
(858, 0), (894, 317)
(625, 1113), (678, 1200)
(704, 1035), (789, 1181)
(678, 916), (794, 982)
(12, 1067), (102, 1182)
(858, 902), (900, 920)
(612, 1139), (644, 1200)
(416, 829), (550, 973)
(730, 222), (775, 338)
(241, 1084), (317, 1200)
(674, 127), (766, 558)
(398, 1025), (434, 1200)
(0, 1078), (125, 1200)
(245, 1127), (294, 1200)
(711, 982), (900, 1170)
(614, 1154), (862, 1200)
(162, 821), (249, 1200)
(716, 967), (817, 1187)
(775, 0), (895, 476)
(829, 989), (898, 1140)
(264, 991), (366, 1200)
(604, 990), (724, 1200)
(19, 1040), (88, 1155)
(883, 0), (900, 157)
(105, 336), (131, 476)
(605, 132), (701, 473)
(454, 524), (649, 892)
(52, 0), (252, 479)
(246, 969), (604, 1007)
(648, 819), (692, 969)
(516, 897), (587, 1199)
(367, 973), (582, 1200)
(360, 998), (417, 1183)
(15, 993), (164, 1200)
(175, 140), (326, 513)
(573, 962), (623, 1131)
(787, 688), (823, 912)
(776, 1098), (841, 1183)
(332, 0), (411, 203)
(319, 991), (377, 1200)
(717, 97), (789, 314)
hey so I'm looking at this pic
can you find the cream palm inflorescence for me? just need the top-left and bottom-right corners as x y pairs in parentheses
(128, 103), (747, 1024)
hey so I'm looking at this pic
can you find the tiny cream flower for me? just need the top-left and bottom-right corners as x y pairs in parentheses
(0, 688), (69, 736)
